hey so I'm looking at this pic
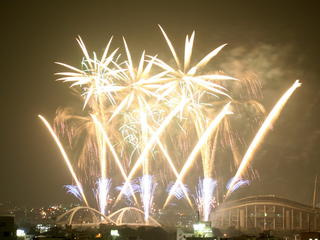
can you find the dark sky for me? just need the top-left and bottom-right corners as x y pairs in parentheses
(1, 1), (319, 207)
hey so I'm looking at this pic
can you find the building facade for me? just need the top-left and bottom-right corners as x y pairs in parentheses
(0, 215), (16, 240)
(211, 195), (320, 233)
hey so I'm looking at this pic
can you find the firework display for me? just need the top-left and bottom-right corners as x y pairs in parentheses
(39, 26), (301, 223)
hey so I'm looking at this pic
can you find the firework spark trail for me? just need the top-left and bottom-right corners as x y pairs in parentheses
(96, 178), (112, 215)
(94, 40), (171, 215)
(47, 28), (296, 223)
(55, 36), (124, 214)
(193, 114), (214, 179)
(55, 37), (172, 214)
(96, 129), (108, 214)
(55, 36), (122, 109)
(138, 102), (150, 181)
(163, 103), (232, 208)
(154, 26), (237, 108)
(38, 115), (89, 206)
(151, 131), (194, 208)
(226, 177), (250, 194)
(115, 180), (140, 205)
(91, 114), (140, 207)
(114, 99), (188, 206)
(201, 178), (217, 221)
(139, 175), (157, 222)
(226, 80), (301, 198)
(155, 27), (237, 214)
(64, 185), (82, 201)
(105, 39), (169, 123)
(195, 178), (217, 221)
(167, 183), (190, 200)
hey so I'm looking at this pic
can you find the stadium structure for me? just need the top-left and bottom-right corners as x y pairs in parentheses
(210, 195), (320, 234)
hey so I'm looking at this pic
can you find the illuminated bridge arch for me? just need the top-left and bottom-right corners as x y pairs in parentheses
(107, 207), (161, 226)
(56, 206), (115, 227)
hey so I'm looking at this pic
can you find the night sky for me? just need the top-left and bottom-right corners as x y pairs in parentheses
(1, 1), (319, 207)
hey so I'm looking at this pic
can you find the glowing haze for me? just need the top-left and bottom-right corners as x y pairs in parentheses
(39, 26), (300, 223)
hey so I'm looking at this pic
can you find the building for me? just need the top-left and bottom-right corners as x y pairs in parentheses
(0, 215), (16, 240)
(211, 195), (320, 234)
